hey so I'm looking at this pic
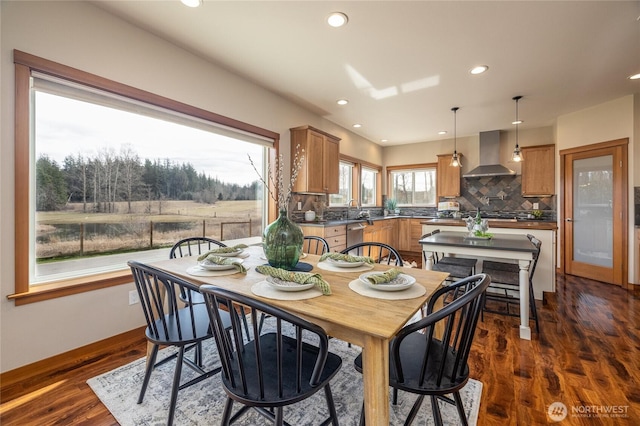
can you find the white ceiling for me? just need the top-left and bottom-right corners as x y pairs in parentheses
(92, 0), (639, 146)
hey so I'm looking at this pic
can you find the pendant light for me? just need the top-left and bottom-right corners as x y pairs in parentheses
(450, 107), (461, 167)
(512, 96), (523, 162)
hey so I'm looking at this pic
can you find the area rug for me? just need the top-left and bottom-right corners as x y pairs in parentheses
(88, 331), (482, 425)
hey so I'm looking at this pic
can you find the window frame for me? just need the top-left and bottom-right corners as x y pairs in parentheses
(360, 165), (379, 207)
(10, 50), (280, 305)
(386, 163), (438, 207)
(329, 154), (382, 208)
(329, 160), (355, 206)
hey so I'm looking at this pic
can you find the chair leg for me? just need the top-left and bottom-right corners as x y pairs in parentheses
(323, 384), (339, 425)
(529, 284), (540, 333)
(221, 398), (234, 426)
(453, 391), (469, 426)
(392, 387), (399, 405)
(166, 347), (186, 426)
(275, 407), (284, 426)
(194, 341), (203, 367)
(138, 343), (159, 404)
(404, 394), (425, 425)
(430, 395), (443, 426)
(359, 401), (365, 426)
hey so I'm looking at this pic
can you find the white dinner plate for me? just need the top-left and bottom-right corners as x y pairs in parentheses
(327, 258), (366, 268)
(208, 248), (244, 257)
(266, 276), (315, 292)
(198, 258), (243, 271)
(358, 272), (416, 292)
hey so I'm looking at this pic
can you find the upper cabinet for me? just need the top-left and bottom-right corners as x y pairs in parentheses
(290, 126), (341, 194)
(437, 154), (462, 198)
(521, 144), (555, 197)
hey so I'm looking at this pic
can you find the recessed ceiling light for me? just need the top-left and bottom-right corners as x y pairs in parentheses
(438, 131), (447, 135)
(352, 124), (362, 128)
(337, 99), (349, 105)
(181, 0), (202, 7)
(512, 120), (523, 125)
(470, 65), (489, 75)
(327, 12), (348, 28)
(381, 139), (388, 143)
(629, 73), (640, 80)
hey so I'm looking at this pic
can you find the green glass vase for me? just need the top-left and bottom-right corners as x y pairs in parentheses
(263, 208), (304, 270)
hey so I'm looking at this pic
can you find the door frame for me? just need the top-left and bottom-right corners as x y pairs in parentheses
(559, 138), (628, 286)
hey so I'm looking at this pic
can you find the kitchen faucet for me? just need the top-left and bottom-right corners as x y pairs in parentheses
(347, 198), (366, 220)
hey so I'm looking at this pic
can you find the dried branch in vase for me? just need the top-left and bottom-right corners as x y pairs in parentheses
(248, 145), (305, 211)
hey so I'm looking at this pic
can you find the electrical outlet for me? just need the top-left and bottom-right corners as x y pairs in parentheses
(533, 202), (539, 210)
(129, 290), (140, 305)
(297, 201), (302, 210)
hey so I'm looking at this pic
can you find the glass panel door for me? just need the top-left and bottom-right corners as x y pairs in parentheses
(572, 155), (613, 267)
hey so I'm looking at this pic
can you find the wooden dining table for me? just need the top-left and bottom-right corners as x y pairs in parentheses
(420, 231), (537, 340)
(146, 246), (448, 425)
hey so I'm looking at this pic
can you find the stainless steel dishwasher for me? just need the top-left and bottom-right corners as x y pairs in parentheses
(345, 222), (365, 249)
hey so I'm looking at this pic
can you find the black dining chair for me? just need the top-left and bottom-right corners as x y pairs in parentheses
(428, 229), (478, 273)
(170, 237), (227, 306)
(482, 234), (542, 333)
(353, 273), (490, 426)
(170, 236), (253, 341)
(199, 285), (343, 426)
(303, 235), (330, 255)
(421, 231), (474, 281)
(128, 260), (228, 426)
(341, 241), (403, 266)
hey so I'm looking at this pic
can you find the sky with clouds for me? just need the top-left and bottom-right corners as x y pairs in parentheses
(34, 92), (265, 186)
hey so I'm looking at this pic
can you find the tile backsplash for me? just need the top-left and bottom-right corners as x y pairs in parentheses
(457, 175), (555, 214)
(290, 175), (556, 221)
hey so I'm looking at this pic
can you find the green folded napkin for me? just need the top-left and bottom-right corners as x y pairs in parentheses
(256, 265), (331, 295)
(197, 244), (248, 261)
(199, 255), (247, 274)
(319, 252), (375, 264)
(365, 268), (402, 284)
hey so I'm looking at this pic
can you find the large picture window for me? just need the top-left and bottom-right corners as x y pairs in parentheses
(12, 51), (279, 304)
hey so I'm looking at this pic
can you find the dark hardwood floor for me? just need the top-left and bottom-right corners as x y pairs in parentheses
(1, 274), (639, 425)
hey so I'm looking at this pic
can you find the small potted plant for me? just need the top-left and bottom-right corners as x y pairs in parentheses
(385, 198), (399, 215)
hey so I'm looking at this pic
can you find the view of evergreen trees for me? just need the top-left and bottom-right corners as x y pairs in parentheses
(36, 147), (260, 212)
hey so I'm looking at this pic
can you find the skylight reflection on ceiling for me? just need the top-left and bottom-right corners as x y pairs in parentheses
(345, 64), (439, 100)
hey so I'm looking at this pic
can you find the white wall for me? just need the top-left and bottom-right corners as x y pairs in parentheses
(0, 1), (380, 372)
(556, 94), (637, 284)
(383, 126), (555, 175)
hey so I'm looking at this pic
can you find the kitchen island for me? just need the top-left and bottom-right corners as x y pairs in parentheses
(420, 218), (557, 299)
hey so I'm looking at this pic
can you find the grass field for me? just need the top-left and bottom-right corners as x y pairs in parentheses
(36, 200), (263, 259)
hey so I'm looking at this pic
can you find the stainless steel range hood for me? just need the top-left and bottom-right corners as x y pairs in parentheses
(463, 130), (516, 178)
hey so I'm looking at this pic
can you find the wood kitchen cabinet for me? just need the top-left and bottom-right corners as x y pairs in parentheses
(437, 154), (462, 198)
(299, 224), (346, 252)
(290, 125), (340, 194)
(521, 144), (555, 197)
(398, 218), (422, 252)
(363, 219), (397, 259)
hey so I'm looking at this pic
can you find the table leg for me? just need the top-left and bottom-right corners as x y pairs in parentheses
(518, 260), (532, 340)
(362, 335), (389, 425)
(423, 250), (435, 270)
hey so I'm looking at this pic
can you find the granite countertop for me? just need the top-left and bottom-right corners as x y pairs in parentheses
(296, 215), (437, 227)
(296, 215), (557, 230)
(421, 218), (558, 230)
